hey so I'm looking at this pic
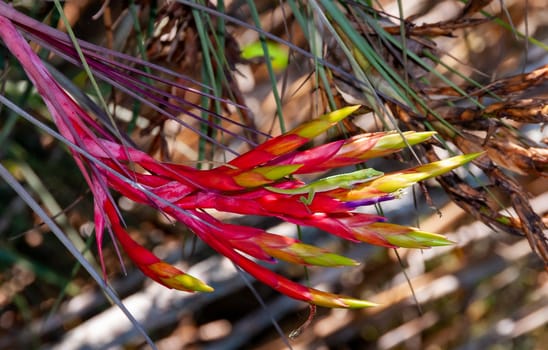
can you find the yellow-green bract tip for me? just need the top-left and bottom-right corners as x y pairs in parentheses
(310, 289), (378, 308)
(416, 152), (484, 177)
(165, 274), (214, 293)
(148, 262), (214, 292)
(340, 297), (380, 309)
(234, 164), (303, 187)
(370, 152), (485, 194)
(265, 242), (359, 267)
(295, 106), (360, 138)
(302, 252), (359, 267)
(458, 152), (485, 163)
(254, 164), (303, 180)
(385, 230), (454, 249)
(374, 131), (437, 150)
(324, 105), (361, 123)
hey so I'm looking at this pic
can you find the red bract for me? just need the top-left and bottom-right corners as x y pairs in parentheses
(0, 12), (480, 308)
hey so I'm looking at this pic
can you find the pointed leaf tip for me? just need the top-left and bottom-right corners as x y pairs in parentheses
(405, 131), (437, 144)
(165, 274), (215, 293)
(255, 164), (303, 180)
(263, 242), (359, 267)
(408, 230), (455, 246)
(233, 164), (303, 187)
(302, 252), (359, 267)
(459, 152), (485, 163)
(310, 289), (378, 308)
(148, 262), (213, 292)
(324, 105), (361, 123)
(364, 151), (486, 194)
(340, 297), (380, 309)
(385, 230), (454, 249)
(420, 152), (484, 176)
(374, 131), (437, 150)
(294, 106), (360, 138)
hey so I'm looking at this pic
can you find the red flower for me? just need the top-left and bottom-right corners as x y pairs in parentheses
(0, 11), (480, 308)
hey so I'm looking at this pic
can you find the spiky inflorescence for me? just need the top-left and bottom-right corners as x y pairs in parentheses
(0, 10), (481, 308)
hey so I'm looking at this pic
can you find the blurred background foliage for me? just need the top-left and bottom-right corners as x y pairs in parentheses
(0, 0), (547, 349)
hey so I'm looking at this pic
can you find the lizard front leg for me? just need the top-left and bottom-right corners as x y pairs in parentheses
(298, 188), (315, 214)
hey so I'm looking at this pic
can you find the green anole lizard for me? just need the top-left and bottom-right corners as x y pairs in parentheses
(266, 168), (384, 205)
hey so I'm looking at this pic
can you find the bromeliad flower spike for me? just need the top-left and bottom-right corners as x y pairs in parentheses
(0, 13), (482, 309)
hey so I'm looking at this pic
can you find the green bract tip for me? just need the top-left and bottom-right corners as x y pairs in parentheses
(254, 164), (303, 180)
(340, 297), (380, 309)
(416, 152), (484, 177)
(385, 230), (454, 248)
(167, 274), (215, 293)
(302, 252), (359, 267)
(374, 131), (436, 150)
(295, 106), (360, 138)
(310, 289), (378, 308)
